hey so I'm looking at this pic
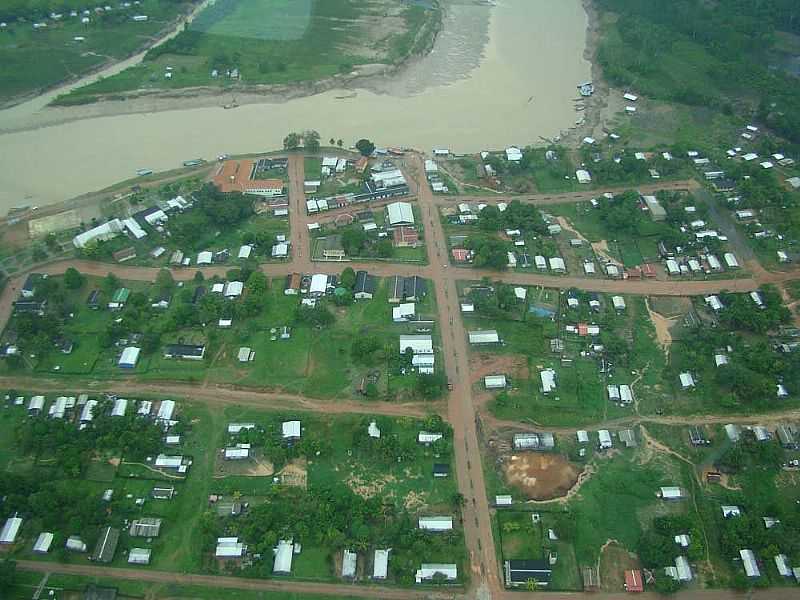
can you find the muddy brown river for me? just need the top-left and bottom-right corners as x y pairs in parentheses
(0, 0), (590, 213)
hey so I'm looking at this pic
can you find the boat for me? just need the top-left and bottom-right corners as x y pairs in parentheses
(183, 159), (205, 167)
(136, 169), (153, 176)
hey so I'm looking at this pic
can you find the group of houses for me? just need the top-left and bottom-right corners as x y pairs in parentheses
(304, 160), (409, 214)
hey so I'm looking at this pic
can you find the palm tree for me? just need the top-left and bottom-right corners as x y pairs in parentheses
(329, 138), (336, 146)
(337, 139), (343, 147)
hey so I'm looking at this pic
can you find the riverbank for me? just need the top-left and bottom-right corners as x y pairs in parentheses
(0, 0), (209, 111)
(0, 0), (590, 212)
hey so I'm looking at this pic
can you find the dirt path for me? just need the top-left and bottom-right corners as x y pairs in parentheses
(644, 297), (677, 359)
(0, 377), (437, 419)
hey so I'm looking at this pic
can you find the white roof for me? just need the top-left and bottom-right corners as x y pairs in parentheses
(282, 420), (301, 438)
(660, 486), (685, 499)
(607, 385), (620, 400)
(740, 549), (760, 578)
(373, 549), (391, 578)
(28, 395), (45, 411)
(496, 495), (513, 505)
(400, 334), (433, 354)
(775, 554), (791, 577)
(577, 430), (590, 443)
(619, 385), (633, 402)
(386, 202), (415, 225)
(211, 282), (225, 293)
(322, 156), (338, 167)
(155, 454), (183, 468)
(137, 400), (152, 416)
(0, 517), (22, 544)
(506, 147), (523, 161)
(598, 429), (613, 447)
(123, 218), (147, 240)
(72, 219), (124, 248)
(416, 564), (457, 583)
(119, 346), (141, 367)
(128, 547), (152, 564)
(714, 354), (729, 367)
(110, 398), (128, 417)
(485, 375), (507, 389)
(80, 399), (98, 422)
(679, 372), (695, 388)
(675, 556), (692, 581)
(549, 257), (566, 271)
(238, 245), (253, 259)
(723, 253), (739, 268)
(612, 296), (626, 310)
(157, 400), (175, 421)
(237, 347), (252, 362)
(393, 303), (416, 321)
(724, 424), (741, 442)
(228, 422), (256, 434)
(310, 274), (328, 294)
(225, 447), (250, 459)
(418, 516), (453, 531)
(705, 295), (723, 311)
(575, 169), (592, 184)
(418, 431), (443, 443)
(273, 539), (294, 573)
(33, 532), (54, 553)
(540, 369), (557, 393)
(468, 330), (500, 344)
(722, 505), (741, 517)
(623, 92), (638, 101)
(342, 549), (358, 577)
(216, 537), (245, 558)
(368, 421), (381, 439)
(224, 281), (244, 297)
(197, 251), (213, 265)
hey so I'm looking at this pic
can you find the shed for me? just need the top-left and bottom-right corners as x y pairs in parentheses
(282, 420), (301, 440)
(433, 463), (450, 478)
(725, 424), (741, 442)
(342, 549), (358, 578)
(418, 516), (453, 531)
(775, 554), (792, 578)
(722, 505), (742, 518)
(740, 549), (760, 578)
(659, 486), (686, 500)
(273, 539), (294, 574)
(496, 495), (513, 506)
(33, 532), (54, 553)
(624, 569), (644, 592)
(675, 556), (692, 581)
(0, 517), (22, 544)
(216, 537), (246, 558)
(468, 330), (500, 345)
(612, 296), (626, 311)
(373, 549), (391, 579)
(418, 431), (443, 444)
(128, 547), (151, 565)
(415, 563), (457, 583)
(598, 430), (613, 449)
(485, 375), (508, 389)
(66, 536), (87, 552)
(576, 430), (590, 444)
(540, 369), (557, 393)
(118, 347), (140, 368)
(679, 372), (695, 389)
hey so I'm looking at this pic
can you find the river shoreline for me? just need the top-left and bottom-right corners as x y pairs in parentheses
(0, 0), (446, 136)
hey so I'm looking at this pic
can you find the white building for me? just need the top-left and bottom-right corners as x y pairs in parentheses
(418, 516), (453, 532)
(73, 219), (124, 248)
(415, 564), (457, 583)
(386, 202), (415, 226)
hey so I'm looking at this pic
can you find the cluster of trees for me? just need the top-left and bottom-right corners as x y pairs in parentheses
(477, 200), (548, 235)
(718, 288), (790, 334)
(339, 226), (394, 260)
(283, 130), (320, 153)
(350, 415), (451, 463)
(637, 514), (704, 594)
(210, 479), (462, 583)
(14, 399), (165, 477)
(464, 237), (510, 270)
(169, 184), (254, 250)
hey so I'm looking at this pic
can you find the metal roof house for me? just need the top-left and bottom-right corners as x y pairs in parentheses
(66, 536), (87, 552)
(540, 369), (557, 394)
(273, 539), (294, 574)
(111, 398), (128, 417)
(33, 532), (53, 553)
(415, 563), (457, 583)
(674, 556), (692, 581)
(659, 486), (686, 500)
(679, 372), (695, 389)
(418, 431), (443, 444)
(504, 559), (553, 587)
(598, 430), (613, 449)
(725, 424), (741, 442)
(128, 547), (152, 565)
(163, 344), (206, 360)
(485, 375), (507, 389)
(399, 335), (433, 355)
(740, 549), (760, 578)
(91, 527), (120, 563)
(129, 518), (162, 538)
(228, 423), (256, 434)
(118, 346), (141, 368)
(282, 420), (301, 440)
(775, 554), (792, 578)
(418, 516), (453, 532)
(468, 330), (500, 345)
(216, 537), (246, 558)
(354, 271), (376, 300)
(0, 517), (22, 544)
(513, 432), (555, 451)
(342, 549), (358, 578)
(722, 505), (742, 518)
(373, 549), (391, 579)
(386, 202), (415, 226)
(777, 424), (799, 449)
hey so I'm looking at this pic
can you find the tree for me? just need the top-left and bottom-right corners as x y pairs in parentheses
(304, 130), (321, 153)
(337, 139), (343, 148)
(156, 268), (175, 295)
(355, 138), (376, 157)
(102, 273), (120, 295)
(654, 576), (681, 594)
(340, 267), (356, 290)
(63, 267), (85, 290)
(283, 132), (301, 150)
(416, 372), (447, 400)
(194, 271), (205, 283)
(329, 138), (336, 146)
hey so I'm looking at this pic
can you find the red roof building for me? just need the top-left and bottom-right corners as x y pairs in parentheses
(577, 323), (589, 337)
(212, 160), (284, 197)
(452, 248), (470, 263)
(624, 569), (644, 593)
(393, 226), (420, 248)
(642, 263), (657, 278)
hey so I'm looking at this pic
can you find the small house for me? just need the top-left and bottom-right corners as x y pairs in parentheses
(91, 527), (120, 563)
(415, 563), (457, 583)
(418, 516), (453, 532)
(0, 517), (22, 545)
(504, 560), (552, 588)
(373, 548), (390, 579)
(740, 549), (760, 578)
(353, 271), (376, 300)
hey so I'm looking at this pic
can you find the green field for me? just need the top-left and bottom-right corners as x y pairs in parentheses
(57, 0), (441, 104)
(1, 273), (440, 402)
(0, 0), (196, 104)
(1, 398), (464, 586)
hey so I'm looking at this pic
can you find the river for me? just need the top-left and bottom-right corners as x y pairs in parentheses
(0, 0), (590, 213)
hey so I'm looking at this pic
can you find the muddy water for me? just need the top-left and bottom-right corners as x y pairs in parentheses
(0, 0), (590, 212)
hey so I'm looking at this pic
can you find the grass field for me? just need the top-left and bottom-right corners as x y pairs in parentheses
(57, 0), (441, 103)
(2, 397), (460, 585)
(0, 0), (195, 104)
(3, 274), (439, 402)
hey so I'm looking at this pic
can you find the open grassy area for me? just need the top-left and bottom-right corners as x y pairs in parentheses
(0, 0), (196, 104)
(57, 0), (441, 103)
(1, 397), (462, 585)
(1, 273), (439, 402)
(466, 286), (665, 427)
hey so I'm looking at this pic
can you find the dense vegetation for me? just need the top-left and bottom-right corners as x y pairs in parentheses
(595, 0), (800, 147)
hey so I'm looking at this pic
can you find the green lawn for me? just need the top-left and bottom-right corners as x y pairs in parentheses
(57, 0), (441, 103)
(0, 0), (196, 103)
